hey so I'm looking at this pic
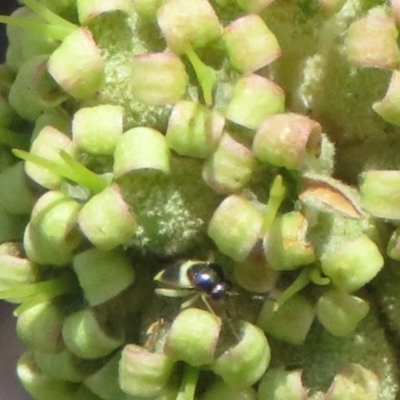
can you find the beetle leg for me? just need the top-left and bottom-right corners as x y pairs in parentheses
(155, 288), (194, 298)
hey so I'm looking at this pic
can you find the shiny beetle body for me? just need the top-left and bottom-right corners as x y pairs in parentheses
(154, 260), (231, 312)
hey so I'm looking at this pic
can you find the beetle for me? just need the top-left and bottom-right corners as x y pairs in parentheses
(154, 259), (231, 314)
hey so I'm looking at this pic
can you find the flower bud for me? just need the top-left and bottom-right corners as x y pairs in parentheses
(264, 211), (315, 271)
(77, 0), (132, 25)
(73, 247), (135, 306)
(78, 184), (137, 250)
(360, 170), (400, 219)
(166, 100), (224, 158)
(17, 301), (64, 353)
(5, 8), (58, 71)
(165, 308), (221, 367)
(157, 0), (222, 53)
(62, 308), (125, 359)
(134, 0), (164, 19)
(347, 13), (399, 69)
(130, 53), (188, 105)
(253, 113), (322, 170)
(34, 349), (101, 383)
(208, 195), (263, 262)
(201, 379), (258, 400)
(84, 353), (130, 400)
(320, 235), (384, 292)
(325, 364), (379, 400)
(119, 344), (175, 397)
(257, 293), (315, 345)
(113, 127), (170, 177)
(72, 105), (124, 156)
(17, 351), (73, 400)
(226, 74), (284, 130)
(223, 14), (280, 73)
(316, 290), (369, 337)
(25, 125), (74, 189)
(48, 28), (105, 99)
(373, 70), (400, 126)
(202, 133), (256, 194)
(258, 367), (307, 400)
(212, 321), (270, 388)
(13, 54), (68, 118)
(233, 247), (279, 294)
(0, 162), (37, 214)
(30, 190), (81, 247)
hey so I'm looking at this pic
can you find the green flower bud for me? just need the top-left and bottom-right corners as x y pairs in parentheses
(32, 108), (71, 143)
(360, 170), (400, 219)
(0, 242), (36, 299)
(223, 14), (280, 73)
(316, 290), (369, 337)
(253, 113), (322, 171)
(226, 74), (284, 130)
(166, 100), (224, 158)
(208, 195), (263, 262)
(25, 125), (74, 189)
(157, 0), (222, 54)
(202, 133), (256, 194)
(201, 379), (258, 400)
(72, 105), (124, 156)
(212, 321), (270, 388)
(119, 344), (175, 397)
(17, 351), (74, 400)
(258, 367), (307, 400)
(233, 251), (279, 294)
(347, 13), (399, 69)
(30, 190), (81, 247)
(325, 364), (379, 400)
(5, 8), (58, 71)
(133, 0), (164, 20)
(73, 247), (135, 306)
(257, 293), (315, 345)
(130, 53), (188, 105)
(320, 235), (384, 293)
(8, 56), (53, 121)
(264, 211), (315, 271)
(113, 127), (170, 177)
(165, 308), (221, 367)
(84, 353), (130, 400)
(77, 0), (132, 25)
(0, 162), (36, 214)
(78, 184), (137, 250)
(48, 28), (105, 99)
(24, 222), (76, 267)
(62, 307), (125, 359)
(24, 190), (82, 266)
(17, 301), (64, 353)
(34, 348), (102, 383)
(373, 70), (400, 126)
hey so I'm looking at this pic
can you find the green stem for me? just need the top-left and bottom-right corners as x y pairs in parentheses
(177, 364), (200, 400)
(22, 0), (77, 34)
(0, 273), (78, 316)
(13, 149), (109, 193)
(274, 267), (311, 311)
(185, 45), (216, 107)
(262, 174), (287, 233)
(0, 16), (74, 41)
